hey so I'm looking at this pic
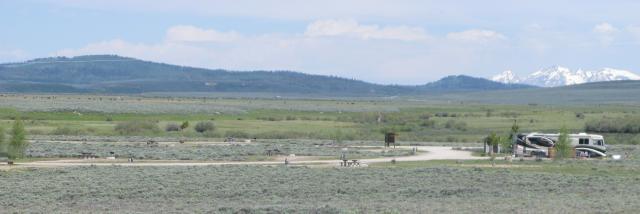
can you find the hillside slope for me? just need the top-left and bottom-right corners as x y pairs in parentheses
(0, 55), (531, 95)
(419, 75), (531, 91)
(422, 80), (640, 104)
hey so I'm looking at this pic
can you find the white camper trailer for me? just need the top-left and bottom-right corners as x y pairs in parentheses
(514, 132), (607, 157)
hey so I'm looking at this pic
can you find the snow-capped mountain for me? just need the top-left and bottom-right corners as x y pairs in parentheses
(491, 66), (640, 87)
(491, 70), (520, 84)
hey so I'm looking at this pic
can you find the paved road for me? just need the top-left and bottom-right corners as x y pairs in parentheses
(14, 146), (486, 168)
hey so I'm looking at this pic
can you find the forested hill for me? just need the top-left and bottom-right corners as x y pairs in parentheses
(0, 55), (532, 95)
(419, 75), (532, 91)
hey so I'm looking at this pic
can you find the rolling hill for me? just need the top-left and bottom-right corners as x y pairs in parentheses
(418, 80), (640, 105)
(0, 55), (530, 95)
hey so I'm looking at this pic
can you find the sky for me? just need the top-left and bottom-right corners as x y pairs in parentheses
(2, 0), (640, 85)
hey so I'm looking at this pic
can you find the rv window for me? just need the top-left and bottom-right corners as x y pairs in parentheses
(579, 139), (589, 145)
(596, 140), (604, 146)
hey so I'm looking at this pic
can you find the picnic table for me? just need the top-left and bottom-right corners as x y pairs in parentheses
(340, 159), (360, 167)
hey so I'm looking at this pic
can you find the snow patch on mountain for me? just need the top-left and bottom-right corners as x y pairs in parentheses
(491, 70), (520, 84)
(491, 66), (640, 87)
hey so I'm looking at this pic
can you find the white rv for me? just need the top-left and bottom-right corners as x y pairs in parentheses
(514, 132), (607, 157)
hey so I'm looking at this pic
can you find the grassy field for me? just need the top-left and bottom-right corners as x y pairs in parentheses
(2, 93), (640, 213)
(1, 93), (639, 144)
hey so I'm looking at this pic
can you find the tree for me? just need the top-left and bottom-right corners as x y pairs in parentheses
(8, 119), (27, 159)
(555, 126), (572, 160)
(504, 120), (520, 154)
(0, 127), (6, 157)
(485, 132), (502, 160)
(510, 120), (519, 139)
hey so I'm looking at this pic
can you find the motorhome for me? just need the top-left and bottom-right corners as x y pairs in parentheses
(514, 132), (607, 157)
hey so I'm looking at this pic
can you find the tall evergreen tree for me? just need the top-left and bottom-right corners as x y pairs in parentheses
(8, 119), (27, 159)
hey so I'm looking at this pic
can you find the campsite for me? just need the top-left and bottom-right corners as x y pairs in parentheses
(1, 93), (640, 213)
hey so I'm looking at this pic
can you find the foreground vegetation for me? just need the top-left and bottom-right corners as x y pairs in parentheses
(2, 157), (639, 213)
(25, 140), (411, 161)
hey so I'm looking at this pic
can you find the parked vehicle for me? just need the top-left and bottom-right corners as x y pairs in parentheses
(514, 132), (606, 157)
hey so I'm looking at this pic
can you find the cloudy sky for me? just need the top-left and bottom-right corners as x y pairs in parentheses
(2, 0), (640, 84)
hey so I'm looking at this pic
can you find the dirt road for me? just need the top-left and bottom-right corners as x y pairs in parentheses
(12, 146), (485, 168)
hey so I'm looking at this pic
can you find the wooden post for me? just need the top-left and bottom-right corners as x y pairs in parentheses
(548, 147), (556, 159)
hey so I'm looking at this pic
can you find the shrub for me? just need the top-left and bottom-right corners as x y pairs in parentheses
(115, 121), (160, 135)
(435, 112), (449, 117)
(203, 131), (221, 138)
(486, 110), (493, 117)
(180, 121), (189, 130)
(419, 114), (432, 120)
(285, 116), (297, 120)
(420, 120), (436, 128)
(165, 123), (181, 132)
(225, 130), (250, 138)
(585, 117), (640, 133)
(195, 121), (216, 133)
(50, 127), (87, 135)
(444, 120), (467, 131)
(258, 117), (280, 121)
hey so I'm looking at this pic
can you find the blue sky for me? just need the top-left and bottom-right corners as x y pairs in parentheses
(2, 0), (640, 84)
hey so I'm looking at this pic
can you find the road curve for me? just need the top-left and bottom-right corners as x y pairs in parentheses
(16, 146), (486, 168)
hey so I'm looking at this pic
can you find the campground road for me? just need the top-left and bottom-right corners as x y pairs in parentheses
(14, 146), (486, 168)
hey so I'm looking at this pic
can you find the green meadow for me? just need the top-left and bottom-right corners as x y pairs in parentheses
(0, 94), (638, 144)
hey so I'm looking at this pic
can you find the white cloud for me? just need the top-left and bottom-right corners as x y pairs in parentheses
(54, 39), (216, 68)
(165, 25), (241, 43)
(593, 22), (619, 46)
(304, 19), (430, 41)
(446, 29), (506, 43)
(593, 22), (618, 34)
(53, 23), (516, 84)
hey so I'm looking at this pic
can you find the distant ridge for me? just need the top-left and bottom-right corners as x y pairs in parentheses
(0, 55), (533, 95)
(419, 75), (532, 91)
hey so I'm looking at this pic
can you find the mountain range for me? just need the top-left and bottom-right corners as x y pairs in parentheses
(492, 66), (640, 87)
(0, 55), (532, 95)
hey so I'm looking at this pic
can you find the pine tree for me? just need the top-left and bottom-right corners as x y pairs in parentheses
(8, 119), (27, 159)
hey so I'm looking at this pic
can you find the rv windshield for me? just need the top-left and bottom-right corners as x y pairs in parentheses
(596, 139), (605, 146)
